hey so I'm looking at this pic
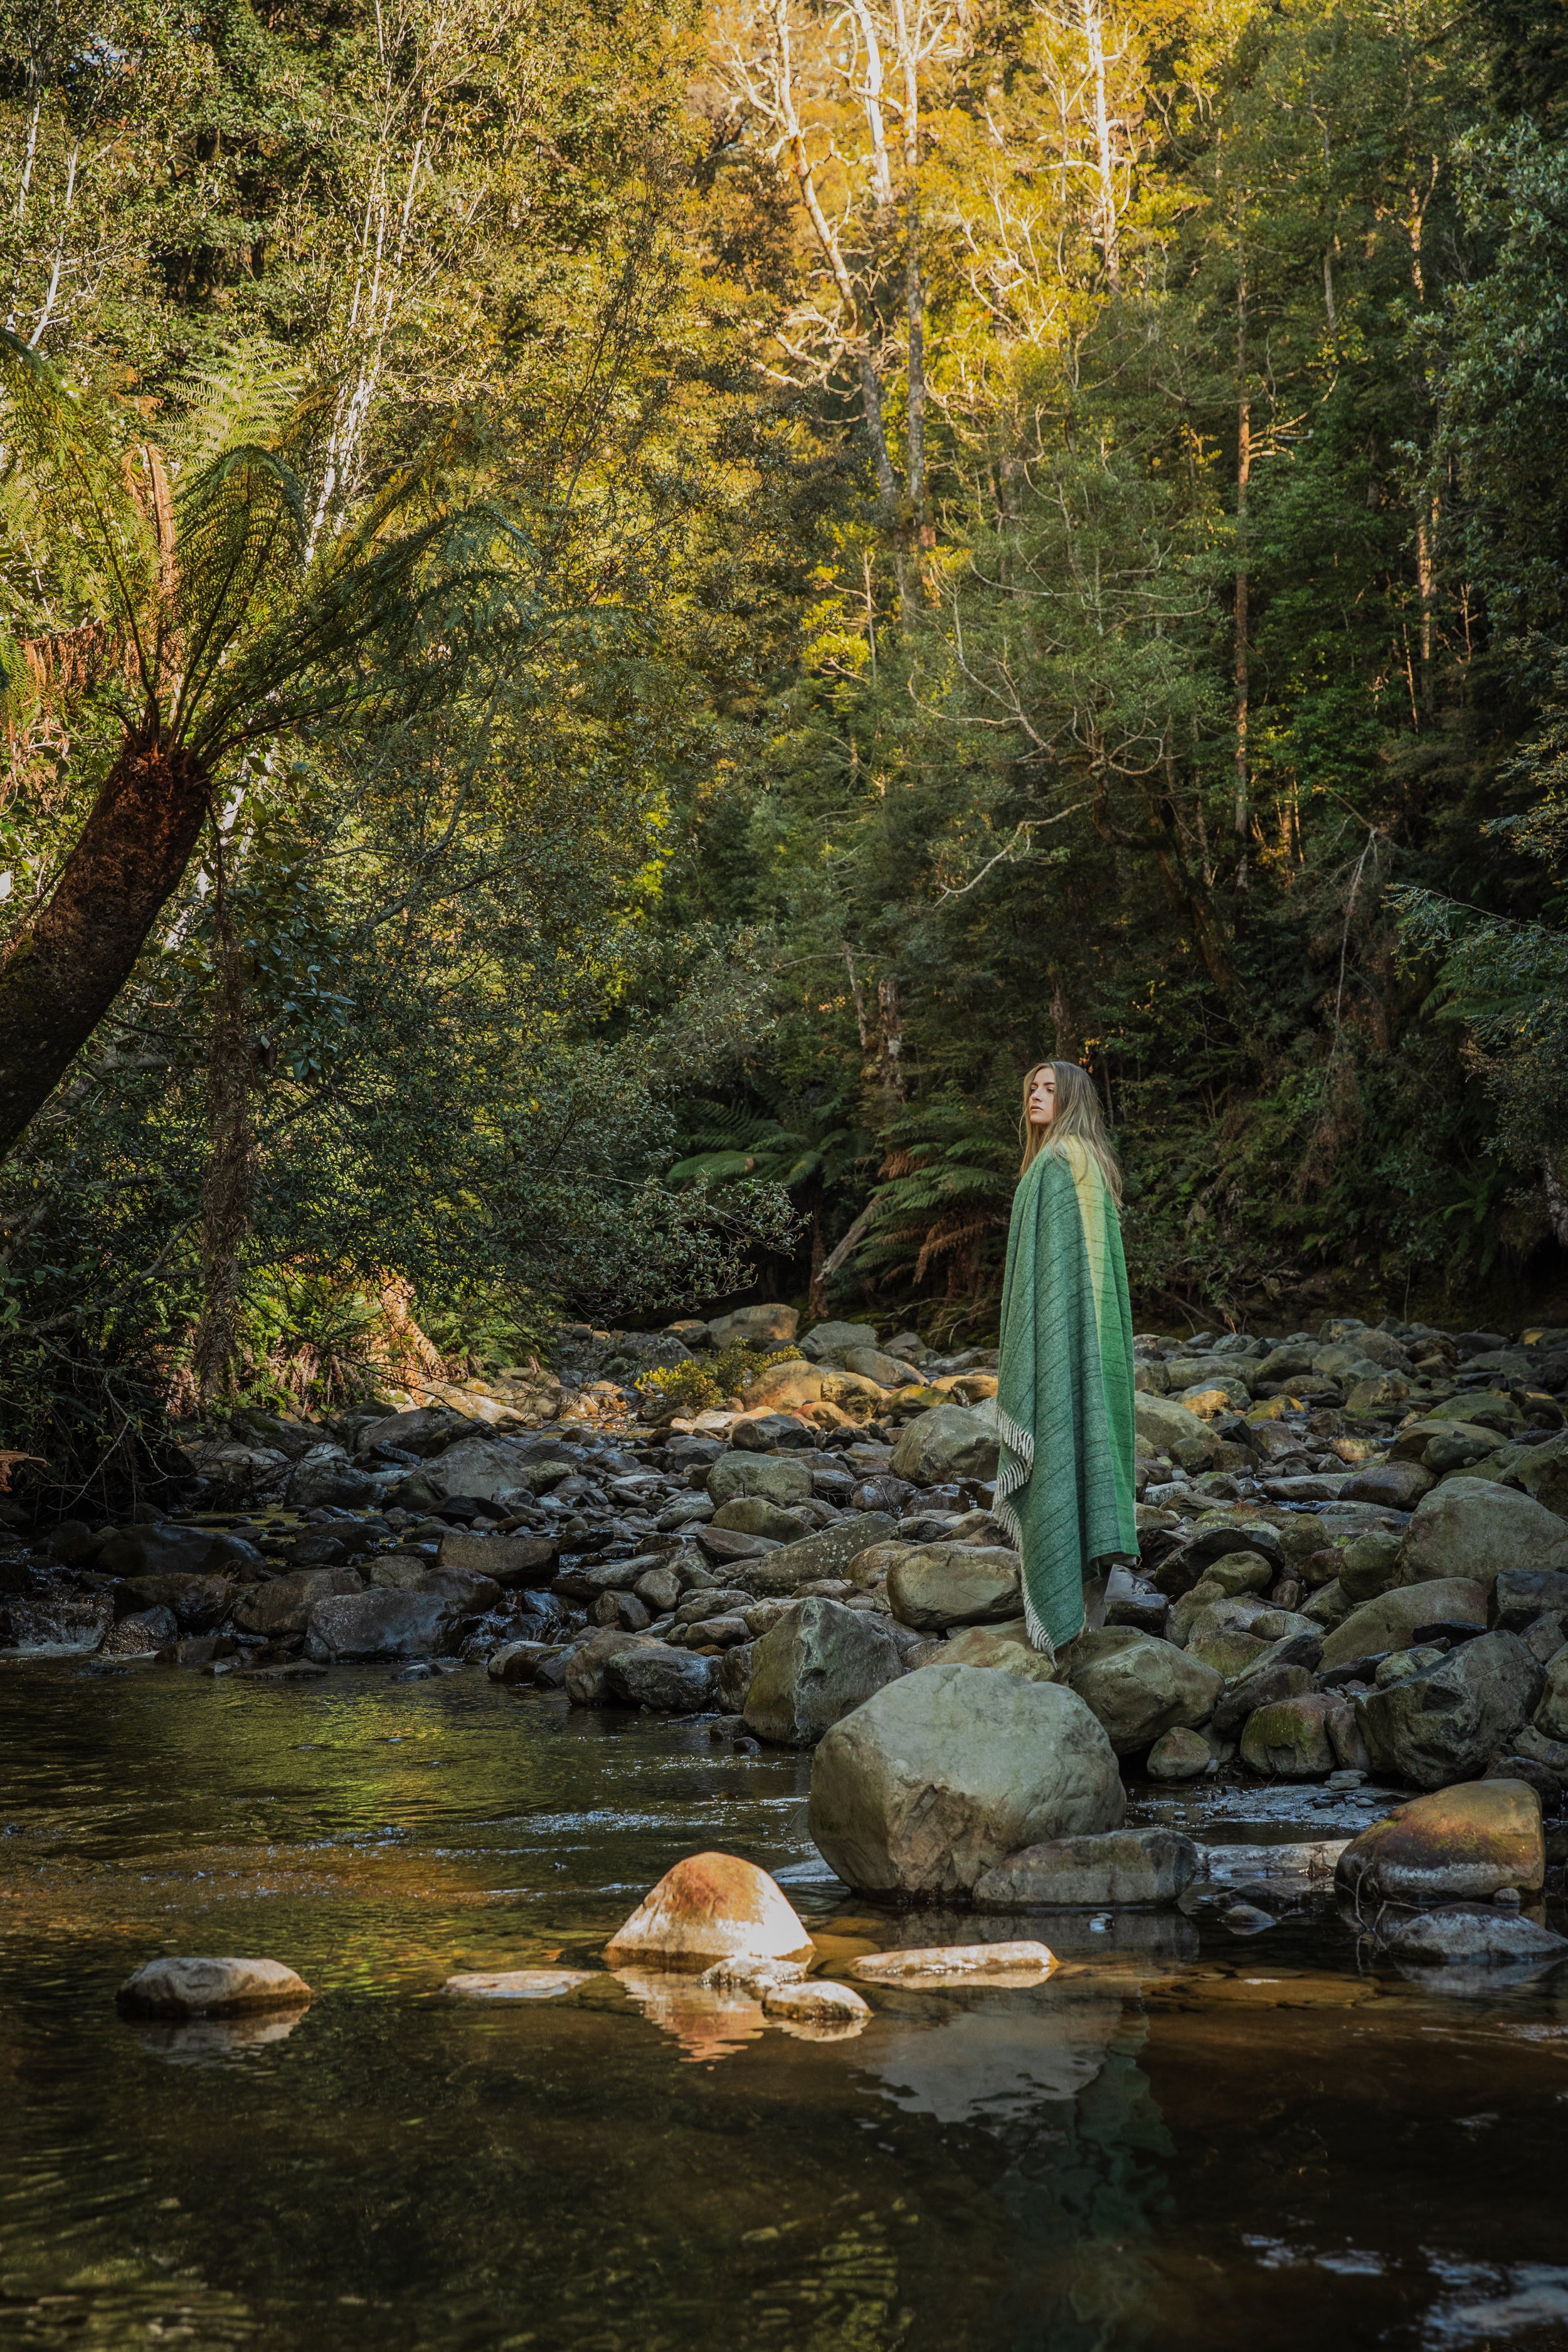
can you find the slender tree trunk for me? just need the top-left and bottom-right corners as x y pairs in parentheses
(807, 1204), (829, 1323)
(892, 0), (934, 552)
(1083, 0), (1120, 291)
(0, 733), (210, 1160)
(193, 899), (256, 1401)
(1234, 261), (1251, 888)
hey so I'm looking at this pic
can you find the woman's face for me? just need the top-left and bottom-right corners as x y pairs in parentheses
(1027, 1066), (1056, 1128)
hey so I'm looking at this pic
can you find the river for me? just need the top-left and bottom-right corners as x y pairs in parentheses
(3, 1659), (1565, 2350)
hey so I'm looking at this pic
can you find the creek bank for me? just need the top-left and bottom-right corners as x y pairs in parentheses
(8, 1303), (1568, 1976)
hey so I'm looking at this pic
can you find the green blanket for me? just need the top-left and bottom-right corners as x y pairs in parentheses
(994, 1136), (1138, 1655)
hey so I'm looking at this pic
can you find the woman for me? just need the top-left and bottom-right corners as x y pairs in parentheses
(994, 1060), (1138, 1656)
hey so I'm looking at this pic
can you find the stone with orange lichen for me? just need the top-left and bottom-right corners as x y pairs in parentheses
(602, 1851), (815, 1967)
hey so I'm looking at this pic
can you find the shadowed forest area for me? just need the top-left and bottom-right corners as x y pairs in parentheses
(3, 0), (1567, 1496)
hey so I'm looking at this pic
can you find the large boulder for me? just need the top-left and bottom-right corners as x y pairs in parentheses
(742, 1597), (905, 1745)
(563, 1628), (659, 1705)
(1494, 1566), (1568, 1633)
(890, 1405), (999, 1488)
(1066, 1633), (1223, 1754)
(711, 1497), (811, 1541)
(231, 1567), (363, 1637)
(922, 1619), (1057, 1679)
(1396, 1478), (1568, 1591)
(1335, 1780), (1545, 1903)
(603, 1851), (813, 1965)
(734, 1514), (896, 1597)
(98, 1523), (223, 1579)
(284, 1446), (378, 1510)
(114, 1572), (236, 1631)
(1512, 1432), (1568, 1520)
(706, 1453), (812, 1508)
(832, 1346), (916, 1389)
(886, 1545), (1021, 1632)
(972, 1827), (1199, 1909)
(1318, 1578), (1488, 1669)
(304, 1589), (462, 1661)
(420, 1436), (530, 1503)
(808, 1662), (1125, 1895)
(1355, 1633), (1545, 1789)
(1383, 1907), (1568, 1969)
(436, 1530), (558, 1587)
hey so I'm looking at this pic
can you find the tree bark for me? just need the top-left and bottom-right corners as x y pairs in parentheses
(0, 734), (211, 1159)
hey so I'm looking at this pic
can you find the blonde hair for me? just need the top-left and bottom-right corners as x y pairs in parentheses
(1019, 1059), (1123, 1205)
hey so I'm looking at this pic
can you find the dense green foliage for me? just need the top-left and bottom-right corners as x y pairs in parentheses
(2, 0), (1566, 1481)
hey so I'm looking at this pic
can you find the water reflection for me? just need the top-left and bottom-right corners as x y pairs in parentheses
(124, 2006), (311, 2067)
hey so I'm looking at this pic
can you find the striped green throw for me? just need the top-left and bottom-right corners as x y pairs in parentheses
(994, 1136), (1138, 1655)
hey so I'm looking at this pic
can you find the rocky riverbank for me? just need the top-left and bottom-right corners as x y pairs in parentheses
(5, 1301), (1568, 1973)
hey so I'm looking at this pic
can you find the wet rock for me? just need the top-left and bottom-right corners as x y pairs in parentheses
(808, 1661), (1125, 1896)
(707, 1453), (812, 1508)
(605, 1643), (715, 1712)
(734, 1514), (896, 1597)
(1066, 1633), (1224, 1754)
(232, 1567), (364, 1637)
(973, 1826), (1199, 1909)
(602, 1850), (814, 1965)
(889, 1404), (999, 1487)
(1396, 1478), (1568, 1591)
(487, 1640), (560, 1684)
(115, 1572), (236, 1632)
(1356, 1634), (1545, 1789)
(1319, 1578), (1487, 1668)
(742, 1597), (904, 1746)
(100, 1606), (180, 1656)
(591, 1590), (652, 1631)
(761, 1978), (869, 2026)
(437, 1530), (557, 1586)
(304, 1589), (461, 1661)
(284, 1447), (378, 1510)
(1534, 1650), (1568, 1741)
(1382, 1905), (1567, 1968)
(1147, 1725), (1215, 1779)
(1239, 1694), (1336, 1778)
(886, 1545), (1021, 1632)
(116, 1956), (312, 2018)
(561, 1627), (659, 1705)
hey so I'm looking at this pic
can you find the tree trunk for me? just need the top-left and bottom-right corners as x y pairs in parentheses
(1234, 262), (1251, 887)
(193, 908), (256, 1402)
(0, 733), (210, 1160)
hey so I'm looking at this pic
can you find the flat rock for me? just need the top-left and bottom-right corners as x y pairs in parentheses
(1339, 1460), (1435, 1510)
(734, 1514), (896, 1596)
(603, 1851), (814, 1966)
(973, 1827), (1199, 1909)
(1336, 1780), (1545, 1902)
(850, 1940), (1055, 1984)
(808, 1661), (1125, 1896)
(443, 1969), (591, 1998)
(743, 1597), (904, 1746)
(304, 1589), (461, 1661)
(116, 1956), (312, 2018)
(886, 1545), (1021, 1631)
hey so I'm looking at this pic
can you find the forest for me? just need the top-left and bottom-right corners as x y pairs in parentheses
(3, 0), (1567, 1481)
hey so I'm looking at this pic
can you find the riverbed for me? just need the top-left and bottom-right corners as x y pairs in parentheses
(3, 1660), (1566, 2351)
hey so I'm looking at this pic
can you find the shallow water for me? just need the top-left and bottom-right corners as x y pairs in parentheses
(3, 1663), (1567, 2352)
